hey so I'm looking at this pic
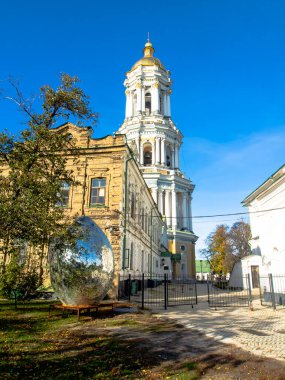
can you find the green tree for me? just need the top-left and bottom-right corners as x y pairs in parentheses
(0, 74), (97, 282)
(0, 252), (38, 305)
(201, 221), (251, 275)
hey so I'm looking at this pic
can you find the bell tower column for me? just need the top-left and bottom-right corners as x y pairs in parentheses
(140, 141), (144, 164)
(182, 193), (188, 228)
(152, 82), (160, 114)
(165, 190), (171, 226)
(161, 138), (166, 165)
(188, 194), (193, 231)
(155, 137), (160, 164)
(166, 90), (171, 116)
(152, 188), (158, 203)
(136, 83), (142, 114)
(158, 189), (163, 213)
(172, 189), (177, 229)
(141, 87), (145, 113)
(125, 90), (132, 118)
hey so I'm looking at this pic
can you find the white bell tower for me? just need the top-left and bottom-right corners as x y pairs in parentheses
(118, 39), (198, 277)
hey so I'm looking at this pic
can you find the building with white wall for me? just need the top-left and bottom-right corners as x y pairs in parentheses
(242, 164), (285, 275)
(117, 39), (198, 277)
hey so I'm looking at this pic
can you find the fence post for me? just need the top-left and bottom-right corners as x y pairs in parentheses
(128, 273), (131, 303)
(164, 273), (167, 310)
(258, 273), (263, 306)
(247, 273), (253, 310)
(207, 275), (210, 304)
(141, 273), (145, 310)
(269, 273), (276, 310)
(117, 273), (120, 300)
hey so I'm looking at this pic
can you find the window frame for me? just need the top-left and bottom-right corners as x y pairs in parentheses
(89, 177), (106, 207)
(57, 181), (70, 208)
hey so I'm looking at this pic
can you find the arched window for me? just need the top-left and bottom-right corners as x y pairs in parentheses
(143, 143), (152, 166)
(166, 146), (172, 168)
(145, 92), (151, 115)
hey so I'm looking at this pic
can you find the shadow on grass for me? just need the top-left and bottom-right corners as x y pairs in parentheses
(0, 332), (162, 379)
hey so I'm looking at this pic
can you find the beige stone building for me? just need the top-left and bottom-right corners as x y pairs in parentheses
(54, 122), (163, 287)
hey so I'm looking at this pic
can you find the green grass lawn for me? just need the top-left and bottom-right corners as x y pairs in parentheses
(3, 300), (283, 380)
(0, 300), (200, 380)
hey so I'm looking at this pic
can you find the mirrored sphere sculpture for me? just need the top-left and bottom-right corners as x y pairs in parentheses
(49, 216), (114, 305)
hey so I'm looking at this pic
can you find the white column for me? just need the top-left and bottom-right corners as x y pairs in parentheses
(152, 143), (155, 165)
(155, 138), (160, 164)
(171, 147), (175, 169)
(163, 92), (167, 116)
(167, 91), (171, 116)
(140, 140), (144, 164)
(165, 93), (170, 116)
(175, 144), (179, 168)
(161, 138), (166, 165)
(125, 90), (131, 117)
(176, 145), (180, 168)
(171, 189), (177, 229)
(152, 83), (160, 113)
(158, 189), (163, 213)
(152, 188), (158, 204)
(188, 194), (193, 231)
(135, 137), (139, 151)
(165, 190), (170, 226)
(141, 87), (145, 113)
(182, 193), (187, 228)
(136, 84), (142, 113)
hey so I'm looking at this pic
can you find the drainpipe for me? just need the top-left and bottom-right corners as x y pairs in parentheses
(122, 155), (134, 270)
(150, 204), (157, 277)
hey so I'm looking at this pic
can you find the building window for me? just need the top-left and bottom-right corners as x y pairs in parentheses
(130, 192), (136, 219)
(57, 182), (70, 207)
(130, 243), (134, 270)
(90, 178), (106, 206)
(145, 92), (151, 115)
(166, 146), (172, 168)
(143, 144), (152, 166)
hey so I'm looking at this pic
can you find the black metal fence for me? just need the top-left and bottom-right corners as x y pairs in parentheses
(207, 274), (252, 308)
(118, 272), (285, 311)
(259, 274), (285, 309)
(118, 273), (197, 310)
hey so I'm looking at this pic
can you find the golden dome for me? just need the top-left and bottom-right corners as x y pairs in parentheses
(130, 40), (166, 72)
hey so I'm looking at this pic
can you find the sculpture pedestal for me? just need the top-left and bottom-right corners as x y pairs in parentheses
(48, 301), (133, 320)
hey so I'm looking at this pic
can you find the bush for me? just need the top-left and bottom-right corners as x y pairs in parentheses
(0, 259), (39, 300)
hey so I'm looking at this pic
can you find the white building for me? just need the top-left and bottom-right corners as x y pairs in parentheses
(117, 39), (198, 277)
(242, 164), (285, 275)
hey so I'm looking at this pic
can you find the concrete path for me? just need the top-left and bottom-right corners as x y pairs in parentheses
(154, 284), (285, 361)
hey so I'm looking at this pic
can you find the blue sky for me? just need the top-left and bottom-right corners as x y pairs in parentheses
(1, 0), (285, 252)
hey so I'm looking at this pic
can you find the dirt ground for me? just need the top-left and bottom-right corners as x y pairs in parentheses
(70, 310), (285, 379)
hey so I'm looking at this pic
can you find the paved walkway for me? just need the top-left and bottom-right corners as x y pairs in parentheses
(155, 284), (285, 361)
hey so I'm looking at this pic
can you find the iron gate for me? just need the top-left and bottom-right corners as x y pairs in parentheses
(207, 274), (252, 308)
(118, 273), (197, 309)
(259, 274), (285, 310)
